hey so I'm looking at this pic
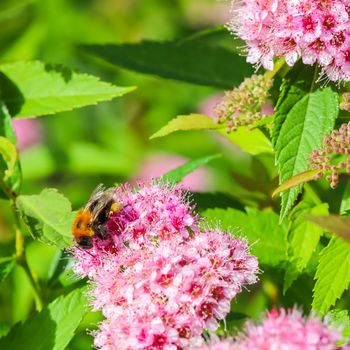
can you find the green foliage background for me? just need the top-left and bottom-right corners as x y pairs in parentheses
(0, 0), (349, 348)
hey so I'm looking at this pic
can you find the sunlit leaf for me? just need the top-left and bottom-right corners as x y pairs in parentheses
(313, 237), (350, 315)
(284, 202), (328, 292)
(150, 114), (220, 139)
(272, 170), (319, 197)
(151, 114), (272, 155)
(218, 127), (273, 155)
(0, 287), (87, 350)
(16, 189), (75, 248)
(0, 61), (136, 118)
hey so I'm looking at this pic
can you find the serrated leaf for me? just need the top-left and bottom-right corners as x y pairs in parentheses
(272, 64), (315, 148)
(203, 207), (288, 266)
(272, 170), (319, 197)
(161, 154), (221, 184)
(284, 202), (328, 292)
(150, 114), (220, 139)
(16, 188), (75, 248)
(81, 41), (253, 88)
(0, 61), (135, 118)
(151, 114), (272, 155)
(0, 287), (87, 350)
(0, 257), (15, 282)
(0, 102), (21, 198)
(306, 215), (350, 243)
(313, 237), (350, 315)
(275, 87), (338, 220)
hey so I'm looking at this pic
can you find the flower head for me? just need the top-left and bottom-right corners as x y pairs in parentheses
(72, 182), (197, 278)
(203, 308), (350, 350)
(214, 75), (273, 133)
(71, 182), (259, 350)
(90, 230), (258, 350)
(228, 0), (350, 82)
(308, 122), (350, 188)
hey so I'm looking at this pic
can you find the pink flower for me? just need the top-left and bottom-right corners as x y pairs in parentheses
(229, 0), (350, 82)
(203, 308), (350, 350)
(72, 182), (197, 278)
(12, 118), (42, 151)
(90, 230), (258, 349)
(71, 182), (259, 350)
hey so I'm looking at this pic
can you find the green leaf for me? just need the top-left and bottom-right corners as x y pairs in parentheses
(272, 170), (319, 197)
(284, 202), (328, 292)
(340, 180), (350, 215)
(306, 215), (350, 243)
(191, 192), (245, 212)
(0, 102), (21, 197)
(218, 127), (273, 155)
(313, 237), (350, 315)
(272, 64), (314, 148)
(0, 136), (17, 181)
(81, 41), (253, 88)
(161, 154), (221, 184)
(275, 86), (338, 220)
(16, 189), (75, 248)
(203, 207), (288, 266)
(150, 114), (220, 139)
(0, 257), (15, 282)
(0, 61), (135, 118)
(151, 114), (272, 155)
(0, 287), (87, 350)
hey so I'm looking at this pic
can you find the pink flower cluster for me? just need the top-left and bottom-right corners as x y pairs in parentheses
(72, 182), (259, 350)
(73, 183), (196, 278)
(228, 0), (350, 82)
(203, 308), (350, 350)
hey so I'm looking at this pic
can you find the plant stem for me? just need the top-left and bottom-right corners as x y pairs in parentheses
(13, 204), (44, 312)
(264, 57), (286, 80)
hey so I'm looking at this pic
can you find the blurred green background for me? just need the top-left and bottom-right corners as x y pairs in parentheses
(0, 1), (292, 348)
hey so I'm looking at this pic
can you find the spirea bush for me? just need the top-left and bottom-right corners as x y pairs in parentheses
(0, 0), (350, 350)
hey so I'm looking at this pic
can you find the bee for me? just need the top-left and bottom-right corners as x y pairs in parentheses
(72, 184), (123, 248)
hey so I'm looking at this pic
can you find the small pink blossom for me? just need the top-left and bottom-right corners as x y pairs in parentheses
(203, 308), (350, 350)
(90, 231), (258, 349)
(229, 0), (350, 82)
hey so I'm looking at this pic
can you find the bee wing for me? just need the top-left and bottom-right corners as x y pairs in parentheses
(84, 184), (106, 211)
(89, 187), (116, 222)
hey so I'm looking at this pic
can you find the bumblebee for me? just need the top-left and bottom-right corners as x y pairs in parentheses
(72, 184), (122, 248)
